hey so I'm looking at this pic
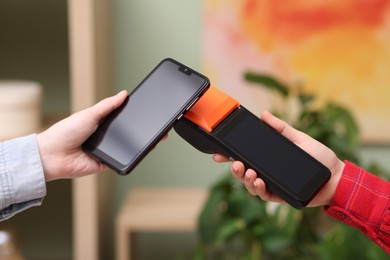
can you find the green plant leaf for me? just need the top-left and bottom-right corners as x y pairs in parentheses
(198, 188), (228, 243)
(262, 231), (293, 253)
(319, 224), (389, 259)
(244, 72), (289, 97)
(298, 93), (315, 107)
(228, 187), (265, 222)
(215, 219), (246, 245)
(324, 103), (359, 146)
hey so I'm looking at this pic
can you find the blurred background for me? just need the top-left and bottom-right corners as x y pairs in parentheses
(0, 0), (389, 259)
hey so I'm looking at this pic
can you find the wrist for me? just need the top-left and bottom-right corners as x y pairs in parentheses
(324, 159), (344, 206)
(36, 132), (55, 182)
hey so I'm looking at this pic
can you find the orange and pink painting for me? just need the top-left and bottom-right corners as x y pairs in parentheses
(203, 0), (390, 143)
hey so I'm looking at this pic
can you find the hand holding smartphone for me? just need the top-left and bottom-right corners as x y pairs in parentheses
(83, 58), (210, 175)
(174, 87), (331, 209)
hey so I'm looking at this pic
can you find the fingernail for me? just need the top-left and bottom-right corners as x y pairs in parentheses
(232, 164), (238, 174)
(117, 90), (127, 96)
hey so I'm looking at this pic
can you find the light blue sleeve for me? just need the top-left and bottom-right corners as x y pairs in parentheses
(0, 134), (47, 221)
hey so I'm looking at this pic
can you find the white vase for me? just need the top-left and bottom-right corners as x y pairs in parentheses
(0, 80), (42, 141)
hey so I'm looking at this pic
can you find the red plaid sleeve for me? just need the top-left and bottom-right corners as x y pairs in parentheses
(325, 161), (390, 254)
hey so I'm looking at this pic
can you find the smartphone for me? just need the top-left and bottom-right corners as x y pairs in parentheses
(174, 87), (330, 209)
(83, 58), (210, 175)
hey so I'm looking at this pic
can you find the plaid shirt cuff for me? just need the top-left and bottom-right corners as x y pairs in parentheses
(325, 160), (390, 253)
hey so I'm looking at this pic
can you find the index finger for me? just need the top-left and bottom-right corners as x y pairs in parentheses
(212, 153), (230, 162)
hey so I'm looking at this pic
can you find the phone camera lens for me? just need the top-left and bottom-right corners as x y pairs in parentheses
(179, 66), (192, 75)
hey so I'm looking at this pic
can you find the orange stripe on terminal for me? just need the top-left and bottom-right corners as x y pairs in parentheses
(184, 87), (240, 132)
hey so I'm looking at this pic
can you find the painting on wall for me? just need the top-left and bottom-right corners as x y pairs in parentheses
(203, 0), (390, 143)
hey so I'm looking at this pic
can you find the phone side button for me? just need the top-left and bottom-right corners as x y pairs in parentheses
(177, 114), (184, 120)
(186, 97), (199, 110)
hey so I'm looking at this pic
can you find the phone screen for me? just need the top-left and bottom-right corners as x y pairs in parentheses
(216, 110), (330, 201)
(83, 58), (210, 174)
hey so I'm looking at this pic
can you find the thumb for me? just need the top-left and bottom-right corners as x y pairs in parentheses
(260, 111), (305, 143)
(89, 90), (128, 123)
